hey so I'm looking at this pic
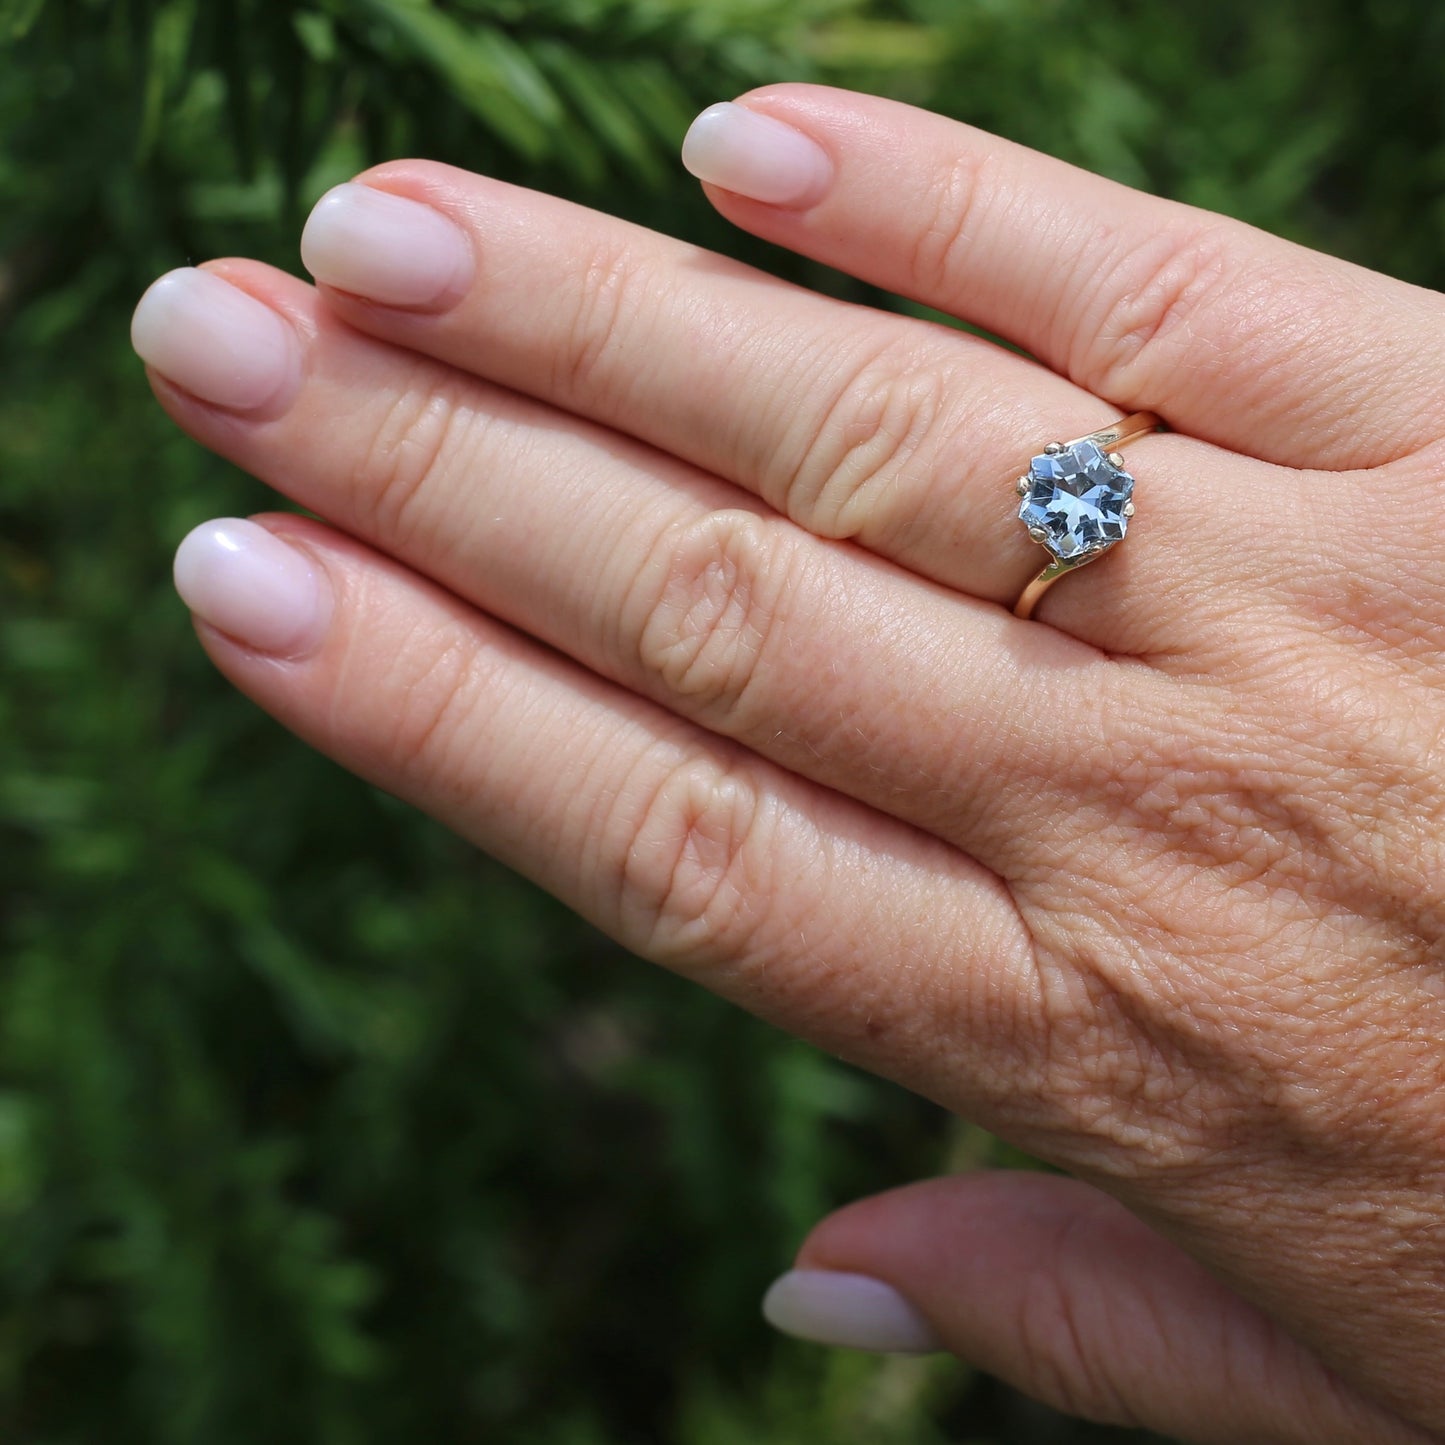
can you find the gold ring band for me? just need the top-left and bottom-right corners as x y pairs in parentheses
(1012, 411), (1162, 621)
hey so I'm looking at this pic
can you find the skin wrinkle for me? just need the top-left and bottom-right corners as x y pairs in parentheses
(1298, 275), (1445, 464)
(1022, 835), (1445, 1178)
(611, 740), (965, 1064)
(383, 631), (480, 802)
(1063, 219), (1419, 466)
(1247, 666), (1445, 943)
(646, 759), (774, 964)
(606, 736), (732, 955)
(903, 141), (999, 307)
(782, 333), (952, 541)
(1023, 939), (1246, 1177)
(549, 692), (653, 916)
(317, 564), (372, 757)
(1020, 1203), (1143, 1427)
(1009, 679), (1445, 1174)
(1320, 584), (1445, 662)
(632, 508), (795, 728)
(1068, 219), (1234, 406)
(719, 299), (833, 483)
(801, 854), (914, 1053)
(1014, 193), (1114, 381)
(554, 232), (637, 404)
(900, 367), (1042, 572)
(1298, 453), (1445, 653)
(752, 325), (871, 511)
(606, 503), (697, 678)
(1051, 646), (1445, 960)
(353, 363), (468, 549)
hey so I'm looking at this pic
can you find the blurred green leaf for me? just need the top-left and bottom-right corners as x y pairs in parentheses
(137, 0), (196, 160)
(0, 1093), (41, 1215)
(342, 0), (562, 157)
(0, 0), (44, 42)
(293, 8), (338, 62)
(534, 38), (667, 186)
(215, 0), (259, 177)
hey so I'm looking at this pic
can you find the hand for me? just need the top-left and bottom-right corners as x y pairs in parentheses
(131, 84), (1445, 1442)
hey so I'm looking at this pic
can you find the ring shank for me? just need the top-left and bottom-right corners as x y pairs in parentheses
(1013, 553), (1098, 621)
(1011, 410), (1161, 621)
(1079, 411), (1160, 453)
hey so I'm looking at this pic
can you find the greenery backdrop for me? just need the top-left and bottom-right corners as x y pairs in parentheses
(3, 1), (1443, 1441)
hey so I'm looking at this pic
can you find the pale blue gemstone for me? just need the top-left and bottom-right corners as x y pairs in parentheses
(1017, 439), (1133, 560)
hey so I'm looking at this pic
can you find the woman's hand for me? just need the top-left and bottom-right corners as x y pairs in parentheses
(132, 84), (1445, 1442)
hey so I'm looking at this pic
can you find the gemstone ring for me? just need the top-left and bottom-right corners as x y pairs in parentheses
(1011, 411), (1163, 620)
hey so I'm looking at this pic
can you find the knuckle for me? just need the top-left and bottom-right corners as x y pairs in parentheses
(614, 749), (773, 965)
(359, 374), (476, 547)
(633, 509), (796, 725)
(903, 146), (994, 301)
(1070, 220), (1233, 399)
(784, 338), (954, 541)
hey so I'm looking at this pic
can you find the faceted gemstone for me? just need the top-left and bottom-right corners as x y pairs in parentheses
(1017, 439), (1133, 561)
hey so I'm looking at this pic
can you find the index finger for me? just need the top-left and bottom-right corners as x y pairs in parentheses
(687, 84), (1445, 470)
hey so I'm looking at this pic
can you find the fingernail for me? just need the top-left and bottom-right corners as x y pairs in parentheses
(131, 268), (301, 412)
(682, 102), (833, 208)
(300, 182), (475, 308)
(174, 518), (331, 657)
(761, 1269), (944, 1355)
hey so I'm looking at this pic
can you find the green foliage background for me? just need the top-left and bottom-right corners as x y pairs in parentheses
(2, 1), (1442, 1441)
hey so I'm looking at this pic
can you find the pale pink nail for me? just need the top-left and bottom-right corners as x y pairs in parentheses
(762, 1270), (943, 1354)
(173, 518), (331, 657)
(681, 102), (833, 208)
(300, 182), (474, 307)
(131, 269), (300, 411)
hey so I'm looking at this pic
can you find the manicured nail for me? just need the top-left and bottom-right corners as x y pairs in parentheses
(131, 268), (300, 412)
(761, 1270), (944, 1355)
(301, 182), (475, 308)
(173, 518), (331, 657)
(682, 102), (833, 208)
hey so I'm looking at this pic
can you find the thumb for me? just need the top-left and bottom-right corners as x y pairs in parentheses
(763, 1171), (1426, 1445)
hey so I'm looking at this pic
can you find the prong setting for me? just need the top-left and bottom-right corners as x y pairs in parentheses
(1013, 413), (1160, 618)
(1017, 437), (1133, 561)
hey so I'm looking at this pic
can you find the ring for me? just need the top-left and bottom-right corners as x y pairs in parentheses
(1012, 411), (1163, 620)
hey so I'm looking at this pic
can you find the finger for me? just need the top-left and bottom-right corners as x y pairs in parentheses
(170, 511), (1034, 1106)
(685, 84), (1445, 470)
(133, 261), (1196, 872)
(769, 1172), (1430, 1445)
(293, 163), (1268, 614)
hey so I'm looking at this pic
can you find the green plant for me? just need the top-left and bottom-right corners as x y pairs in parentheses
(3, 2), (1442, 1441)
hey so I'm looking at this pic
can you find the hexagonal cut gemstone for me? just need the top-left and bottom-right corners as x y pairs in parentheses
(1018, 439), (1133, 561)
